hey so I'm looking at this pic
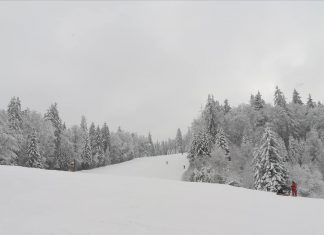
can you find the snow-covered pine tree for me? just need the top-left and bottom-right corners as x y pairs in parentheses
(253, 126), (288, 192)
(274, 86), (287, 108)
(25, 131), (45, 168)
(202, 95), (219, 142)
(215, 128), (231, 161)
(44, 103), (65, 170)
(307, 94), (315, 109)
(188, 130), (212, 162)
(223, 99), (231, 114)
(253, 91), (265, 111)
(0, 114), (18, 165)
(80, 115), (87, 133)
(147, 132), (155, 156)
(288, 136), (301, 163)
(95, 126), (105, 166)
(101, 122), (110, 154)
(89, 122), (96, 156)
(292, 89), (303, 105)
(175, 128), (184, 154)
(7, 97), (23, 131)
(81, 132), (92, 169)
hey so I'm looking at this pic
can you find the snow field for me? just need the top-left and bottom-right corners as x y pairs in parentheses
(0, 154), (323, 235)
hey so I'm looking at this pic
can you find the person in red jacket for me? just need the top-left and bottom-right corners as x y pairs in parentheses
(291, 181), (297, 197)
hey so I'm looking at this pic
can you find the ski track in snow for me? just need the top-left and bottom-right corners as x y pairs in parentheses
(0, 154), (323, 235)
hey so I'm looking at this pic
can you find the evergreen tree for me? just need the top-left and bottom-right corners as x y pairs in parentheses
(89, 122), (96, 155)
(70, 125), (80, 154)
(95, 126), (105, 166)
(81, 132), (92, 169)
(80, 115), (87, 133)
(7, 97), (23, 131)
(250, 94), (255, 107)
(175, 128), (184, 154)
(288, 136), (303, 164)
(6, 97), (23, 165)
(101, 122), (111, 154)
(216, 128), (231, 161)
(253, 126), (288, 192)
(44, 103), (66, 170)
(292, 89), (303, 105)
(0, 115), (18, 165)
(188, 130), (212, 162)
(223, 99), (231, 114)
(147, 132), (155, 156)
(25, 131), (45, 168)
(307, 94), (315, 109)
(254, 91), (265, 111)
(203, 95), (219, 142)
(274, 86), (287, 108)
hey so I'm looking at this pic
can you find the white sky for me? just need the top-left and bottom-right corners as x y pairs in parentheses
(1, 1), (324, 140)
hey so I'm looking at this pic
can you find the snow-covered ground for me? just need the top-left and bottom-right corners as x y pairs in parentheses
(88, 154), (188, 180)
(0, 154), (323, 235)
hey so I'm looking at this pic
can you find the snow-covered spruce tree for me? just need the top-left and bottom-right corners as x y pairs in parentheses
(44, 103), (66, 170)
(253, 91), (265, 111)
(7, 97), (23, 131)
(95, 126), (105, 166)
(274, 86), (287, 109)
(272, 86), (300, 151)
(288, 136), (300, 163)
(292, 89), (303, 105)
(215, 128), (231, 161)
(202, 95), (219, 142)
(223, 99), (231, 114)
(101, 123), (111, 165)
(80, 115), (88, 133)
(0, 113), (18, 165)
(147, 132), (155, 156)
(81, 132), (92, 169)
(175, 128), (184, 154)
(187, 130), (212, 162)
(253, 126), (288, 192)
(307, 94), (315, 109)
(101, 122), (110, 154)
(25, 131), (45, 168)
(89, 122), (96, 156)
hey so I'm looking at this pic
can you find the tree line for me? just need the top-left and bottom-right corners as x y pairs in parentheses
(0, 97), (189, 171)
(185, 87), (324, 198)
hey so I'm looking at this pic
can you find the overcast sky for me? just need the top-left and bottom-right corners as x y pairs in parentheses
(1, 1), (324, 140)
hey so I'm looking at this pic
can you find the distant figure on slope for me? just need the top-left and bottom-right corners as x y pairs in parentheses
(183, 165), (185, 169)
(166, 161), (168, 165)
(291, 181), (297, 197)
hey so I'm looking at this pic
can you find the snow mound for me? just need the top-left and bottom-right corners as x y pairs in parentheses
(0, 155), (323, 235)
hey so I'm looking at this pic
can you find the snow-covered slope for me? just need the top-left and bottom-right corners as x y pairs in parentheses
(88, 154), (189, 180)
(0, 155), (323, 235)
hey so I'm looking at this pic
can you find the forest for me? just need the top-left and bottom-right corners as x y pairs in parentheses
(2, 86), (324, 198)
(185, 86), (324, 198)
(0, 98), (189, 171)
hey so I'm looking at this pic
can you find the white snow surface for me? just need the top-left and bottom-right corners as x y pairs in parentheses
(0, 154), (323, 235)
(88, 154), (189, 180)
